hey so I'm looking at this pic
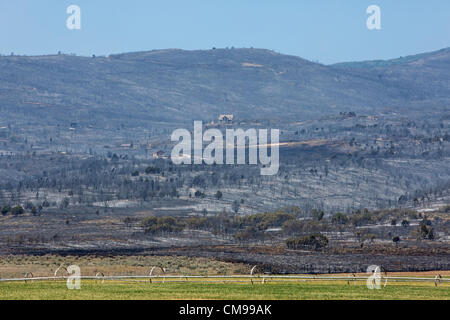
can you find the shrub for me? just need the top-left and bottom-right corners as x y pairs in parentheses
(186, 217), (211, 230)
(332, 212), (348, 225)
(1, 205), (10, 215)
(140, 216), (184, 235)
(392, 236), (400, 244)
(145, 166), (161, 174)
(311, 209), (324, 221)
(418, 219), (435, 240)
(131, 170), (140, 177)
(241, 212), (295, 231)
(11, 205), (24, 216)
(194, 190), (205, 198)
(286, 234), (329, 250)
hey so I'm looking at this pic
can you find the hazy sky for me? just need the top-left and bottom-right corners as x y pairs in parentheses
(1, 0), (449, 64)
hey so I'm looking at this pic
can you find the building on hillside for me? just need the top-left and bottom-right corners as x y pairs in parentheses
(153, 150), (167, 159)
(120, 143), (133, 149)
(218, 114), (234, 123)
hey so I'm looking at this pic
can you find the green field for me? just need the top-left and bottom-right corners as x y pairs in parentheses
(0, 280), (448, 300)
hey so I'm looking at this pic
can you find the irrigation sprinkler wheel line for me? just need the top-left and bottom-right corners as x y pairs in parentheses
(24, 272), (34, 283)
(347, 273), (356, 285)
(54, 265), (69, 281)
(95, 272), (105, 284)
(435, 274), (442, 287)
(383, 275), (388, 288)
(381, 268), (388, 288)
(250, 265), (257, 285)
(250, 265), (265, 285)
(1, 274), (449, 285)
(369, 275), (388, 288)
(149, 266), (166, 284)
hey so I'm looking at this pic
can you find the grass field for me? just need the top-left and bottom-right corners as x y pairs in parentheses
(0, 255), (249, 278)
(0, 280), (448, 300)
(1, 255), (448, 300)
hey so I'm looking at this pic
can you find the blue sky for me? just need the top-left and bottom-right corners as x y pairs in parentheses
(1, 0), (449, 64)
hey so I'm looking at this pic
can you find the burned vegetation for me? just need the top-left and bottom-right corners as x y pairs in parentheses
(0, 48), (449, 273)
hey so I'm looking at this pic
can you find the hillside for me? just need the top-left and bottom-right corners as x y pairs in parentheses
(1, 48), (449, 127)
(331, 47), (450, 106)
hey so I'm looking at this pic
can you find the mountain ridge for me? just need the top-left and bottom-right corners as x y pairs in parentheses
(331, 47), (450, 68)
(0, 47), (449, 126)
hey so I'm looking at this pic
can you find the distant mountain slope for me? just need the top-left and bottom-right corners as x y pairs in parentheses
(0, 48), (449, 126)
(332, 47), (450, 68)
(331, 47), (450, 104)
